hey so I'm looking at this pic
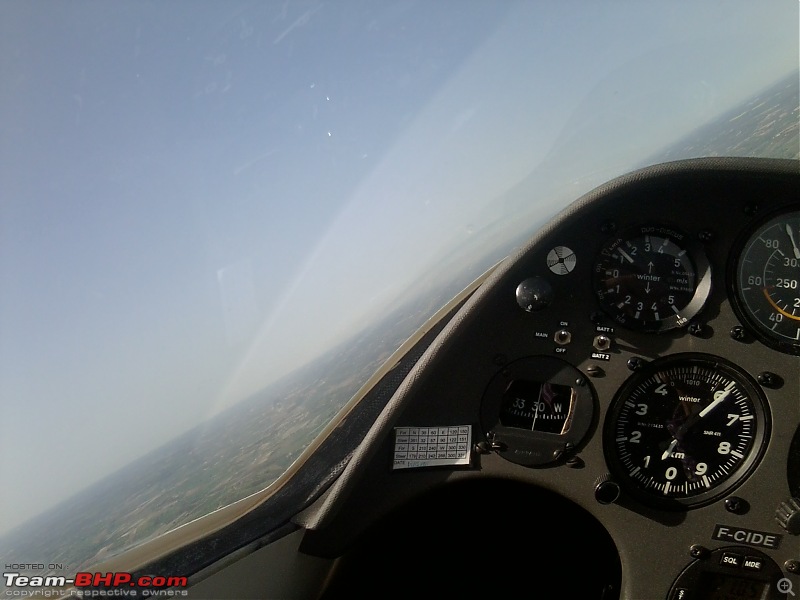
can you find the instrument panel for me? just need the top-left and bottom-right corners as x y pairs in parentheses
(304, 158), (799, 600)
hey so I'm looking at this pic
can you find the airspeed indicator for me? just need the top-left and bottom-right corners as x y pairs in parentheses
(733, 208), (800, 355)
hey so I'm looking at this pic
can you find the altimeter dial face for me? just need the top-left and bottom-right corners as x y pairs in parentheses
(604, 354), (769, 509)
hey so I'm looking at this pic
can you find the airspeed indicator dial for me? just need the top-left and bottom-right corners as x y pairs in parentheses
(604, 354), (769, 509)
(733, 208), (800, 355)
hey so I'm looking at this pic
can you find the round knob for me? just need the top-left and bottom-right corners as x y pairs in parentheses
(515, 277), (553, 312)
(776, 497), (800, 534)
(594, 474), (620, 505)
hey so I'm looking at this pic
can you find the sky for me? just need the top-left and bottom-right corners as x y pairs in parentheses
(1, 1), (798, 535)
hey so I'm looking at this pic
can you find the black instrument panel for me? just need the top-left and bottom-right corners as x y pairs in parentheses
(304, 158), (800, 600)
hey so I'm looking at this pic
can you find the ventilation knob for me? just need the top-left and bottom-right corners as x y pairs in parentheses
(775, 497), (800, 534)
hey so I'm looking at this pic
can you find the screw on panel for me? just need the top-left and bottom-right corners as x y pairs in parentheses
(484, 431), (507, 452)
(627, 357), (645, 371)
(698, 230), (713, 242)
(730, 326), (746, 341)
(785, 560), (800, 574)
(688, 322), (704, 337)
(744, 203), (759, 216)
(553, 442), (575, 462)
(600, 221), (617, 234)
(565, 456), (584, 469)
(757, 371), (782, 389)
(474, 441), (491, 455)
(724, 496), (749, 515)
(586, 365), (605, 378)
(690, 545), (709, 560)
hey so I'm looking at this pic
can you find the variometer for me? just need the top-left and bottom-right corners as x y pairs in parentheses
(593, 225), (711, 332)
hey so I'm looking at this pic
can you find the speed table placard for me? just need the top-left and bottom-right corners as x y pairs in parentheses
(392, 425), (471, 470)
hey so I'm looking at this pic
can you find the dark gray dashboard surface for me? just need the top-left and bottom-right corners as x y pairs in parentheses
(301, 158), (800, 599)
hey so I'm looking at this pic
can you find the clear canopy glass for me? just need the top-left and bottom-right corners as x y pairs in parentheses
(1, 0), (797, 571)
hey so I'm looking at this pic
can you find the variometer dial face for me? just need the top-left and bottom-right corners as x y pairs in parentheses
(604, 354), (769, 509)
(593, 225), (711, 332)
(733, 208), (800, 354)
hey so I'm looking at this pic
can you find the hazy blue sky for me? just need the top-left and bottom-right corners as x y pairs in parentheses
(1, 1), (797, 535)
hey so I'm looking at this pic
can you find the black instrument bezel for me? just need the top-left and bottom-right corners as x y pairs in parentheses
(592, 223), (712, 333)
(728, 203), (800, 356)
(603, 353), (771, 510)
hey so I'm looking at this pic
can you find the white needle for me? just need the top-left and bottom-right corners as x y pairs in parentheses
(531, 393), (541, 431)
(661, 438), (678, 460)
(698, 388), (731, 418)
(618, 248), (634, 264)
(786, 224), (800, 259)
